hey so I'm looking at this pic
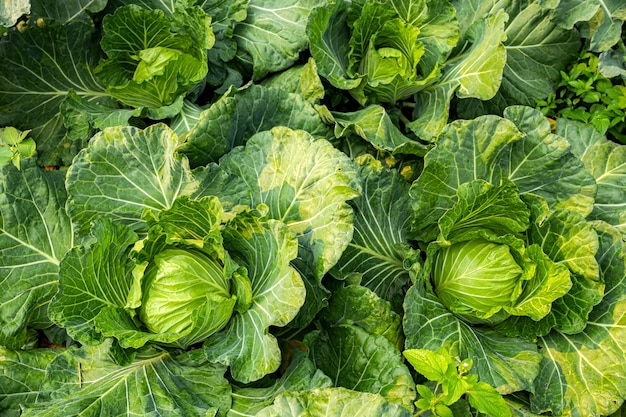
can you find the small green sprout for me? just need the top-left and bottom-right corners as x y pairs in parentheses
(0, 126), (35, 169)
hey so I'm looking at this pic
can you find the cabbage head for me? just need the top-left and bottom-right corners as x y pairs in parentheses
(139, 248), (237, 347)
(432, 239), (523, 324)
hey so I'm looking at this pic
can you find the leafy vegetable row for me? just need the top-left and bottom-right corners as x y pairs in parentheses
(0, 0), (625, 416)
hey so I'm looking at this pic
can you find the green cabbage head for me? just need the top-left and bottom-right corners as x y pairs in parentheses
(139, 248), (237, 347)
(432, 239), (523, 324)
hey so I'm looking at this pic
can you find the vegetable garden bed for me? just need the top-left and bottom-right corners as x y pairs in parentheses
(0, 1), (625, 416)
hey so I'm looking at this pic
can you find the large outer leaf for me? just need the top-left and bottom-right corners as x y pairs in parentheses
(179, 84), (332, 167)
(4, 342), (231, 417)
(331, 156), (419, 311)
(48, 220), (142, 345)
(228, 349), (332, 416)
(256, 387), (412, 417)
(548, 0), (626, 52)
(533, 221), (626, 416)
(66, 124), (198, 236)
(496, 196), (602, 338)
(499, 106), (596, 217)
(309, 324), (416, 411)
(331, 105), (430, 156)
(410, 114), (523, 241)
(0, 20), (107, 166)
(233, 0), (325, 79)
(306, 1), (363, 91)
(203, 213), (305, 383)
(557, 118), (626, 237)
(410, 106), (597, 242)
(0, 348), (62, 417)
(0, 160), (74, 348)
(403, 283), (542, 394)
(455, 0), (580, 114)
(409, 9), (507, 140)
(30, 0), (108, 23)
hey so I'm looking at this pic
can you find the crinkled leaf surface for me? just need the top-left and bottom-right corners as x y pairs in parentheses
(548, 0), (626, 52)
(48, 219), (139, 345)
(0, 20), (107, 166)
(95, 4), (211, 109)
(4, 341), (231, 417)
(533, 221), (626, 416)
(203, 213), (305, 383)
(256, 387), (412, 417)
(202, 127), (360, 327)
(66, 124), (197, 236)
(331, 156), (419, 311)
(180, 84), (333, 167)
(457, 0), (580, 114)
(228, 349), (332, 416)
(309, 324), (416, 411)
(332, 105), (429, 156)
(30, 0), (108, 23)
(60, 90), (142, 141)
(321, 282), (404, 350)
(403, 283), (542, 394)
(409, 9), (507, 140)
(0, 347), (62, 417)
(306, 1), (362, 91)
(0, 160), (74, 348)
(233, 0), (325, 79)
(499, 106), (596, 217)
(410, 106), (597, 241)
(557, 118), (626, 237)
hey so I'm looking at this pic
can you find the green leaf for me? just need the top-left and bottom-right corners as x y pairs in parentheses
(548, 0), (626, 52)
(533, 221), (626, 417)
(457, 1), (580, 114)
(306, 1), (363, 91)
(0, 20), (107, 166)
(309, 324), (416, 411)
(48, 219), (140, 345)
(466, 381), (512, 417)
(0, 160), (74, 348)
(331, 157), (419, 311)
(262, 58), (326, 104)
(409, 114), (523, 241)
(255, 387), (412, 417)
(203, 213), (305, 383)
(95, 4), (211, 108)
(331, 105), (429, 156)
(409, 9), (507, 140)
(501, 106), (596, 217)
(233, 0), (325, 79)
(404, 284), (542, 394)
(0, 347), (61, 417)
(60, 90), (141, 141)
(179, 84), (333, 167)
(557, 118), (626, 237)
(321, 282), (404, 349)
(66, 124), (198, 237)
(228, 348), (332, 416)
(403, 348), (449, 382)
(410, 107), (598, 242)
(204, 126), (360, 326)
(9, 342), (231, 416)
(30, 0), (108, 23)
